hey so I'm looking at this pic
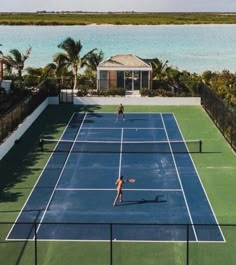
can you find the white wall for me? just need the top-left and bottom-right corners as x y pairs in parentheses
(0, 98), (48, 160)
(74, 96), (201, 105)
(48, 96), (59, 105)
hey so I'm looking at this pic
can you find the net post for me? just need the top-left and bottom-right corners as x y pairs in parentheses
(39, 138), (44, 152)
(110, 223), (113, 265)
(34, 222), (38, 265)
(200, 140), (202, 153)
(186, 223), (189, 265)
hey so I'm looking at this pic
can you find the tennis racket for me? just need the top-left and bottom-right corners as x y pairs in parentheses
(128, 178), (136, 183)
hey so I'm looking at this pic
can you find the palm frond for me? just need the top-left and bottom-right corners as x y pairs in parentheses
(9, 49), (22, 64)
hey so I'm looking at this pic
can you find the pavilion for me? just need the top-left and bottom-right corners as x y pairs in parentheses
(97, 54), (152, 91)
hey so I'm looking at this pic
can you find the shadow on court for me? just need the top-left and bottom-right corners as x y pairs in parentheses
(116, 195), (167, 206)
(0, 208), (45, 214)
(126, 118), (147, 122)
(201, 151), (222, 154)
(0, 105), (102, 204)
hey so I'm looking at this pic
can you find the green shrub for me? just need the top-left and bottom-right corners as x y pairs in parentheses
(98, 88), (125, 96)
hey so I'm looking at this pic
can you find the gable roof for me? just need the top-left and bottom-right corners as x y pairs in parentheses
(98, 54), (152, 70)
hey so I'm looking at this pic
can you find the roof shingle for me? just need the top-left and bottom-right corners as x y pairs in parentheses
(98, 54), (151, 68)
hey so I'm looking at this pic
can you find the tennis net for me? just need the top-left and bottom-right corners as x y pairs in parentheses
(39, 138), (202, 154)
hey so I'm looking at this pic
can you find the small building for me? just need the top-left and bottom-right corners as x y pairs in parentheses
(0, 80), (12, 94)
(97, 54), (152, 91)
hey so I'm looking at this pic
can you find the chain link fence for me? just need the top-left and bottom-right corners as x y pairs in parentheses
(0, 90), (47, 143)
(0, 222), (235, 265)
(200, 85), (236, 151)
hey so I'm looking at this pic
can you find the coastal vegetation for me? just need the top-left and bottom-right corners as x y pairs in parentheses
(0, 37), (236, 112)
(53, 37), (97, 91)
(0, 36), (235, 152)
(1, 12), (236, 25)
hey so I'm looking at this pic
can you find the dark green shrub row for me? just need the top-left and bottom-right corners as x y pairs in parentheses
(98, 88), (126, 96)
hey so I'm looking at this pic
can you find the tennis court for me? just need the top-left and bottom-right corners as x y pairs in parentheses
(7, 112), (224, 242)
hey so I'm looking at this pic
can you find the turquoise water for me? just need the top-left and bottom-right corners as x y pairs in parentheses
(0, 24), (236, 73)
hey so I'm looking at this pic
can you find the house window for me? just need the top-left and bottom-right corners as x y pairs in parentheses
(125, 71), (132, 90)
(100, 71), (108, 89)
(142, 71), (149, 89)
(117, 71), (124, 88)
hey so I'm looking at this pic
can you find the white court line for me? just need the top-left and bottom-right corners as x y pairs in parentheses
(118, 128), (124, 177)
(34, 113), (88, 238)
(173, 114), (226, 242)
(161, 113), (198, 241)
(206, 166), (236, 169)
(34, 239), (225, 243)
(6, 112), (78, 241)
(81, 127), (165, 130)
(85, 111), (174, 114)
(56, 188), (182, 191)
(7, 237), (225, 243)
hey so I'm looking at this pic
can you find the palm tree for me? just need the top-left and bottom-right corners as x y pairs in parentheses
(54, 37), (96, 90)
(53, 37), (96, 91)
(5, 47), (31, 79)
(85, 50), (104, 73)
(24, 66), (45, 88)
(151, 58), (169, 81)
(45, 62), (74, 91)
(83, 50), (104, 88)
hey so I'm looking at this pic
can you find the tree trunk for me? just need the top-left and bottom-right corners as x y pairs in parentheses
(73, 65), (78, 92)
(73, 73), (77, 92)
(18, 69), (22, 79)
(0, 61), (3, 80)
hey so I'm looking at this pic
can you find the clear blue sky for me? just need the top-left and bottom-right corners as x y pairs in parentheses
(1, 0), (236, 12)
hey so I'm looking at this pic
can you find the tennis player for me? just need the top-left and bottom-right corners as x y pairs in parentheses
(116, 103), (125, 121)
(113, 175), (127, 206)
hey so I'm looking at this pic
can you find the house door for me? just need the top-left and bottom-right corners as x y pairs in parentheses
(124, 71), (132, 90)
(133, 71), (140, 90)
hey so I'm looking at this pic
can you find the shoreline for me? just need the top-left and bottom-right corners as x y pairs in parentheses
(1, 23), (236, 27)
(1, 12), (236, 26)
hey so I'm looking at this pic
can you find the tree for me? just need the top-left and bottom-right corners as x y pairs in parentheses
(150, 58), (169, 81)
(202, 70), (213, 85)
(85, 50), (104, 73)
(4, 47), (31, 79)
(0, 44), (4, 80)
(24, 66), (45, 88)
(165, 67), (181, 94)
(83, 50), (104, 89)
(53, 37), (96, 91)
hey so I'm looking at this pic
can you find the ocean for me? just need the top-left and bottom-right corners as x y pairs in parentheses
(0, 24), (236, 73)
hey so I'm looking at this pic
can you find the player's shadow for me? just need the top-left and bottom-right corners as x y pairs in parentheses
(117, 195), (166, 206)
(127, 118), (147, 122)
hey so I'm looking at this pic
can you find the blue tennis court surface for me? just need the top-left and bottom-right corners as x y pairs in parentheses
(7, 112), (224, 242)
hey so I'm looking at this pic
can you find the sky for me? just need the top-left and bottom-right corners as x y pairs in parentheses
(1, 0), (236, 13)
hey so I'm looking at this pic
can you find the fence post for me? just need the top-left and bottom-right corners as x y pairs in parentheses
(20, 102), (23, 122)
(11, 110), (14, 131)
(0, 118), (2, 142)
(200, 140), (202, 153)
(34, 222), (38, 265)
(109, 223), (113, 265)
(186, 224), (189, 265)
